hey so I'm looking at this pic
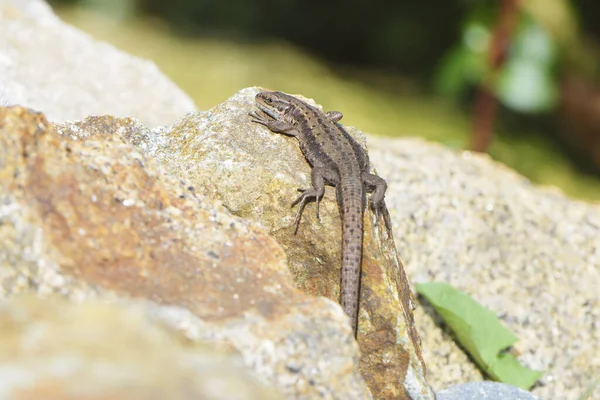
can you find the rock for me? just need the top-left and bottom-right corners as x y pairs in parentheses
(0, 106), (373, 399)
(138, 87), (433, 400)
(2, 2), (597, 398)
(436, 382), (541, 400)
(367, 136), (600, 399)
(0, 295), (283, 400)
(0, 82), (7, 106)
(0, 0), (195, 126)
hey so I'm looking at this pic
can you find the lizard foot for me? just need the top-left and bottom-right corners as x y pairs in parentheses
(291, 188), (321, 234)
(370, 201), (393, 236)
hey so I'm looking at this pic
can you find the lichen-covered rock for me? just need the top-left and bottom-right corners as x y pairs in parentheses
(0, 106), (372, 399)
(0, 295), (283, 400)
(0, 0), (195, 126)
(367, 136), (600, 400)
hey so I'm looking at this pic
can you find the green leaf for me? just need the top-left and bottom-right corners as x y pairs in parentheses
(434, 22), (489, 97)
(511, 18), (556, 64)
(495, 58), (558, 113)
(494, 17), (558, 113)
(416, 282), (543, 390)
(435, 47), (487, 96)
(491, 353), (545, 390)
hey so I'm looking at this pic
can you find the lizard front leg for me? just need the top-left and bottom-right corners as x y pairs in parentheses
(249, 110), (298, 136)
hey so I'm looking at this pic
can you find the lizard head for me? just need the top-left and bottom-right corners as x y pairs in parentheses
(255, 91), (295, 120)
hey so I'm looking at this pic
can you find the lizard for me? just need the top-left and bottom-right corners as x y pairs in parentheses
(249, 90), (389, 336)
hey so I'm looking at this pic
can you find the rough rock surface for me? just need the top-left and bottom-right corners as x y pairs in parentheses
(142, 87), (433, 400)
(367, 136), (600, 400)
(0, 0), (195, 126)
(0, 295), (283, 400)
(0, 106), (372, 399)
(2, 1), (599, 398)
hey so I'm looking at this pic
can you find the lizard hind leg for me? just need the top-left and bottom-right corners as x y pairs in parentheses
(290, 167), (327, 234)
(362, 172), (392, 231)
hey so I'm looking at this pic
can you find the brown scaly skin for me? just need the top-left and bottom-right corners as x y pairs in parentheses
(250, 91), (388, 336)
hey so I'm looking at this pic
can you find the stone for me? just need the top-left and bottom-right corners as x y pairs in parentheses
(0, 0), (195, 126)
(367, 135), (600, 399)
(0, 295), (283, 400)
(138, 87), (433, 400)
(2, 2), (598, 397)
(436, 382), (541, 400)
(0, 105), (373, 399)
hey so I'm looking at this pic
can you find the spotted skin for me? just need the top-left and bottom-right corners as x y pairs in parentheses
(250, 91), (388, 336)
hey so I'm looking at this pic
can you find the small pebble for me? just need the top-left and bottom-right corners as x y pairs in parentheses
(436, 381), (541, 400)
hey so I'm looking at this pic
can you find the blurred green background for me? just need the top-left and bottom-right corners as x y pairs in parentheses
(48, 0), (600, 201)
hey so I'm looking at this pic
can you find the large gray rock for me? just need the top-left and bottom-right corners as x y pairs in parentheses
(0, 0), (196, 126)
(367, 135), (600, 399)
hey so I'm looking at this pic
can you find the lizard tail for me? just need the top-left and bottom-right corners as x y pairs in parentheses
(338, 178), (365, 336)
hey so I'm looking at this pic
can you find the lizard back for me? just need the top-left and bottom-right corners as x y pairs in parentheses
(285, 97), (368, 334)
(251, 91), (388, 336)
